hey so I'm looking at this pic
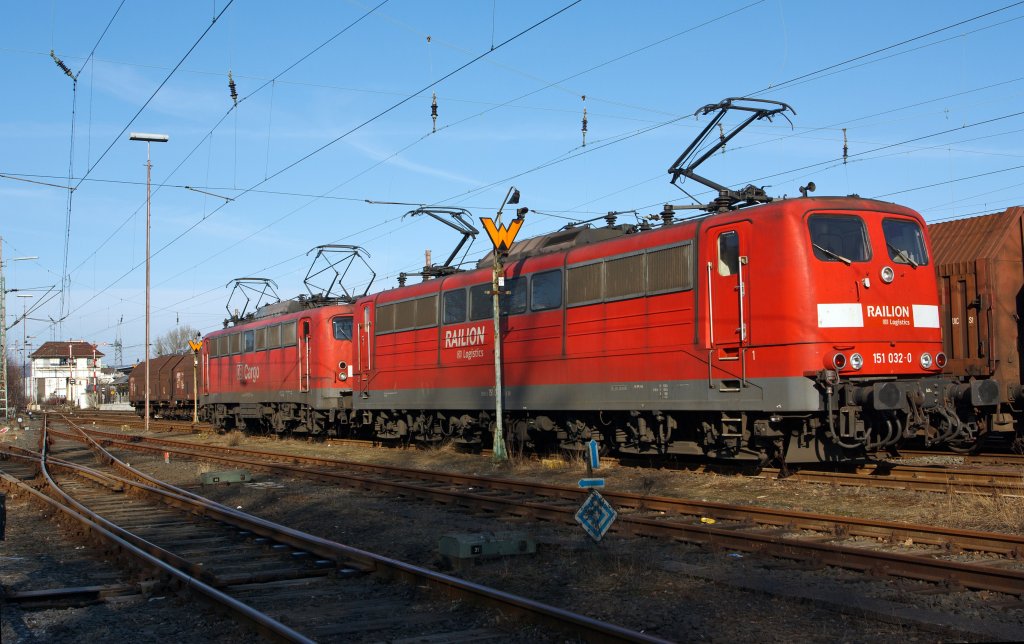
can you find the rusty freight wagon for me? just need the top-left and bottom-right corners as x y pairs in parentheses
(129, 353), (202, 420)
(929, 206), (1024, 445)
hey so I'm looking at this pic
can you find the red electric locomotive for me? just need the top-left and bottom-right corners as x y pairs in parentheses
(201, 300), (354, 433)
(351, 195), (995, 462)
(190, 99), (996, 463)
(200, 251), (369, 435)
(347, 99), (997, 462)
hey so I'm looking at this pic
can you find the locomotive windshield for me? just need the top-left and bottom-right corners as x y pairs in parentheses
(332, 316), (353, 341)
(882, 218), (929, 267)
(808, 214), (871, 263)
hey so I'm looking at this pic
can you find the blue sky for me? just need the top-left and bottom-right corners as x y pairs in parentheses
(2, 1), (1022, 363)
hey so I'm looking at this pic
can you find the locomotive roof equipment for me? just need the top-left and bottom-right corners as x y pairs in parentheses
(224, 277), (280, 326)
(304, 244), (375, 304)
(400, 207), (480, 283)
(667, 97), (795, 213)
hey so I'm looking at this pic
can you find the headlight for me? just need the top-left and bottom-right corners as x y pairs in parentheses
(880, 266), (895, 284)
(338, 360), (347, 370)
(849, 353), (863, 370)
(934, 352), (947, 369)
(339, 373), (348, 381)
(920, 353), (933, 369)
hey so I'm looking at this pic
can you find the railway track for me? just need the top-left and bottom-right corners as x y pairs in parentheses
(0, 424), (664, 643)
(63, 410), (1024, 495)
(37, 418), (1024, 598)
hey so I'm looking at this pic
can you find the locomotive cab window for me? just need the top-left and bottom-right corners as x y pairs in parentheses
(882, 218), (929, 267)
(717, 232), (739, 276)
(443, 289), (467, 325)
(808, 214), (871, 263)
(531, 270), (562, 311)
(332, 316), (353, 341)
(499, 277), (527, 316)
(243, 330), (255, 353)
(469, 284), (492, 321)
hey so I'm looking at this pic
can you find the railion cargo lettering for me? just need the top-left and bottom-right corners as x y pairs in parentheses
(236, 363), (260, 382)
(866, 305), (910, 318)
(866, 304), (911, 327)
(445, 325), (487, 349)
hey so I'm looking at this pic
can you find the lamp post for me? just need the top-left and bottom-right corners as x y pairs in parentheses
(130, 132), (169, 433)
(16, 294), (32, 408)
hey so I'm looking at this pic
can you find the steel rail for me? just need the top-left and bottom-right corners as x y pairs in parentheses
(43, 425), (1024, 557)
(46, 425), (1024, 596)
(0, 459), (315, 643)
(60, 411), (1024, 494)
(759, 464), (1024, 494)
(36, 421), (672, 644)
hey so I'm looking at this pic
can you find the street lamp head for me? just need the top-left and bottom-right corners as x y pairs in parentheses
(15, 293), (33, 298)
(507, 189), (521, 205)
(129, 132), (169, 143)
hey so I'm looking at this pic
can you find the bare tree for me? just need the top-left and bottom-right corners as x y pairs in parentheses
(6, 352), (28, 410)
(154, 324), (201, 356)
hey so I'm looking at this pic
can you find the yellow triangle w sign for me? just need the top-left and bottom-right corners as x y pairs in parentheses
(480, 217), (523, 252)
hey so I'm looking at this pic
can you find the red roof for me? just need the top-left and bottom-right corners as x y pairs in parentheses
(30, 341), (105, 359)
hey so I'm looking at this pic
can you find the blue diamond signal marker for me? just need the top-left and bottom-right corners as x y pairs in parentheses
(575, 490), (617, 542)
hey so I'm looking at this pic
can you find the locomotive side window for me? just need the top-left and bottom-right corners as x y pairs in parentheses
(243, 330), (255, 353)
(266, 325), (281, 349)
(443, 289), (467, 324)
(809, 214), (871, 263)
(228, 333), (240, 355)
(255, 327), (267, 351)
(531, 270), (562, 311)
(567, 262), (603, 306)
(281, 321), (297, 347)
(648, 244), (692, 292)
(717, 232), (739, 276)
(376, 303), (396, 334)
(415, 295), (438, 327)
(395, 299), (417, 331)
(605, 254), (644, 300)
(499, 277), (527, 315)
(882, 218), (929, 266)
(217, 335), (228, 356)
(470, 284), (493, 321)
(333, 316), (353, 341)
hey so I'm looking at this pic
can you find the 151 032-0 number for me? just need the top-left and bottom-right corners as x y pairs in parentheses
(873, 352), (912, 364)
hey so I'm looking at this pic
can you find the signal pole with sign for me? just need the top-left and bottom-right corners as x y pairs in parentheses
(480, 187), (527, 463)
(188, 338), (202, 424)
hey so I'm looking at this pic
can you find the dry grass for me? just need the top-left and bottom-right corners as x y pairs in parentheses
(941, 482), (1024, 534)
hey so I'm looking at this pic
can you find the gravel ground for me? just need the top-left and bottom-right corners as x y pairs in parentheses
(3, 422), (1024, 642)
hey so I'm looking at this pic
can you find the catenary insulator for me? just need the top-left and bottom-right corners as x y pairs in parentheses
(228, 71), (238, 106)
(50, 50), (74, 79)
(431, 92), (438, 133)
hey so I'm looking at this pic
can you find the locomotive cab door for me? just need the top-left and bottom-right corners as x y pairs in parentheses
(299, 318), (311, 393)
(704, 223), (751, 385)
(356, 302), (373, 395)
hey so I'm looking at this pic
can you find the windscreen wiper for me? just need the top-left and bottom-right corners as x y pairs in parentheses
(812, 243), (852, 265)
(886, 242), (919, 268)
